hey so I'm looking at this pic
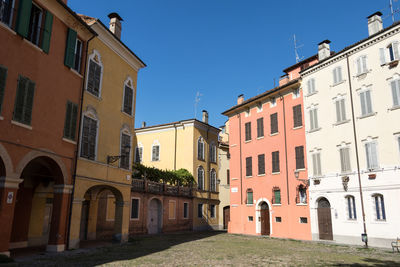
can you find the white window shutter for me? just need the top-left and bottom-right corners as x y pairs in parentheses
(392, 80), (400, 107)
(371, 142), (378, 169)
(311, 79), (315, 93)
(309, 110), (314, 130)
(379, 48), (386, 65)
(340, 99), (346, 121)
(394, 41), (400, 60)
(333, 69), (337, 84)
(360, 92), (367, 115)
(362, 56), (367, 73)
(356, 58), (361, 75)
(365, 90), (372, 114)
(338, 67), (342, 82)
(313, 109), (318, 129)
(335, 101), (341, 122)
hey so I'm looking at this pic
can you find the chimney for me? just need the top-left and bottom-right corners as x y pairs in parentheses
(108, 12), (123, 39)
(202, 110), (209, 124)
(367, 12), (383, 36)
(237, 94), (244, 105)
(142, 121), (146, 128)
(318, 40), (331, 61)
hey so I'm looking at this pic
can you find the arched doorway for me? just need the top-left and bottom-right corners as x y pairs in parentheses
(223, 206), (230, 230)
(259, 202), (270, 235)
(9, 156), (64, 250)
(317, 197), (333, 240)
(148, 198), (162, 234)
(79, 186), (124, 244)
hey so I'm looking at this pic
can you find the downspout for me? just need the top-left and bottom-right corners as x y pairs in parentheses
(346, 55), (368, 248)
(66, 34), (95, 249)
(280, 93), (290, 205)
(174, 124), (177, 171)
(237, 113), (243, 205)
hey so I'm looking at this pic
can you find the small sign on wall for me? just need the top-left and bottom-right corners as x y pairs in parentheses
(231, 187), (238, 193)
(7, 191), (14, 204)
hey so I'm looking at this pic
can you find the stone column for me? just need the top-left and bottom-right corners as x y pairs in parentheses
(68, 198), (84, 249)
(46, 184), (73, 252)
(114, 200), (130, 243)
(0, 176), (23, 256)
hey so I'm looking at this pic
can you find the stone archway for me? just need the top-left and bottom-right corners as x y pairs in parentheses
(148, 198), (162, 234)
(9, 156), (70, 252)
(255, 198), (272, 235)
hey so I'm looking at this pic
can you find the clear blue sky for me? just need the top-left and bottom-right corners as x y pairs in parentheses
(69, 0), (394, 128)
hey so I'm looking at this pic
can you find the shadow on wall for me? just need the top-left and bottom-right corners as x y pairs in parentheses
(330, 258), (400, 267)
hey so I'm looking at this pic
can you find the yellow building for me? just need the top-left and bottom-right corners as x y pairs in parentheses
(217, 120), (230, 230)
(135, 111), (221, 230)
(68, 13), (146, 248)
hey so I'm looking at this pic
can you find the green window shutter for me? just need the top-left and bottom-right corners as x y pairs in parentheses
(13, 76), (28, 122)
(16, 0), (32, 38)
(64, 28), (77, 68)
(0, 66), (7, 114)
(41, 11), (53, 54)
(63, 102), (72, 138)
(70, 103), (78, 140)
(23, 80), (35, 125)
(274, 190), (281, 204)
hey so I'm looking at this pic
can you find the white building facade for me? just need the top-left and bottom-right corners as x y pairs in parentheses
(301, 12), (400, 248)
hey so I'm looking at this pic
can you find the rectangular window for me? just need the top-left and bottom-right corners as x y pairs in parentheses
(247, 190), (253, 204)
(245, 157), (252, 177)
(27, 3), (43, 46)
(293, 104), (302, 128)
(307, 78), (316, 94)
(120, 133), (130, 169)
(248, 216), (254, 222)
(130, 198), (139, 219)
(80, 116), (97, 160)
(209, 145), (216, 163)
(13, 75), (35, 125)
(309, 108), (319, 131)
(73, 39), (83, 72)
(245, 122), (251, 141)
(347, 196), (357, 220)
(295, 146), (305, 170)
(135, 147), (143, 163)
(123, 85), (133, 115)
(210, 204), (215, 218)
(273, 189), (281, 204)
(333, 66), (343, 84)
(258, 154), (265, 175)
(183, 202), (189, 219)
(270, 113), (278, 134)
(388, 42), (400, 61)
(272, 151), (280, 173)
(257, 118), (264, 138)
(197, 203), (203, 218)
(360, 90), (373, 116)
(168, 201), (176, 219)
(335, 98), (347, 123)
(374, 195), (386, 220)
(356, 56), (367, 75)
(339, 147), (351, 173)
(390, 79), (400, 107)
(227, 169), (230, 185)
(0, 65), (8, 114)
(152, 145), (160, 161)
(300, 217), (308, 224)
(87, 59), (102, 97)
(63, 101), (78, 140)
(275, 217), (282, 222)
(0, 0), (13, 26)
(365, 141), (379, 170)
(312, 152), (322, 176)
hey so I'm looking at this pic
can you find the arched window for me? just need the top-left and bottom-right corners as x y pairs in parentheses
(122, 77), (135, 116)
(80, 107), (99, 161)
(345, 195), (357, 220)
(209, 142), (217, 163)
(197, 166), (204, 190)
(373, 194), (386, 221)
(86, 50), (103, 97)
(197, 137), (204, 160)
(246, 189), (253, 204)
(120, 125), (131, 169)
(210, 169), (217, 192)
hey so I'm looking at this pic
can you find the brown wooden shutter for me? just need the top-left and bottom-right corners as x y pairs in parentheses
(0, 65), (7, 113)
(270, 113), (278, 134)
(293, 104), (302, 128)
(295, 146), (305, 169)
(257, 118), (264, 138)
(246, 157), (252, 176)
(258, 154), (265, 175)
(272, 151), (280, 173)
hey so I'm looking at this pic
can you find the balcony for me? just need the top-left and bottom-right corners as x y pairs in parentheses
(131, 178), (193, 197)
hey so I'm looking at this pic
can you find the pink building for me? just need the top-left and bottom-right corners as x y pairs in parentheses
(222, 56), (317, 240)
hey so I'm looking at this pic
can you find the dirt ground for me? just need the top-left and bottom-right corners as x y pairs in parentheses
(6, 231), (400, 266)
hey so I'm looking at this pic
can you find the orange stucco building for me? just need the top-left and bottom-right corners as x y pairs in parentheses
(0, 0), (95, 256)
(222, 56), (318, 240)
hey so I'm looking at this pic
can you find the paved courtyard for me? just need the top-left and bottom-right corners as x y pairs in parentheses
(6, 232), (400, 266)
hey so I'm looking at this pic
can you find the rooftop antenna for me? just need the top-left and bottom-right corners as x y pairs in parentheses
(293, 34), (304, 63)
(384, 0), (399, 23)
(194, 91), (202, 119)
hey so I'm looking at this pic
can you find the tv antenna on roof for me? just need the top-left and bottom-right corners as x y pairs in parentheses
(194, 91), (202, 119)
(383, 0), (399, 23)
(293, 34), (304, 63)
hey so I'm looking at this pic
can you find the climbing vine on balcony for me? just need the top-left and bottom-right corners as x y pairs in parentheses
(132, 163), (196, 186)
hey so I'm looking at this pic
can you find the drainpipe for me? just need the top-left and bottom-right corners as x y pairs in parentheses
(66, 34), (95, 250)
(174, 123), (177, 171)
(237, 113), (243, 205)
(280, 93), (290, 205)
(346, 55), (368, 248)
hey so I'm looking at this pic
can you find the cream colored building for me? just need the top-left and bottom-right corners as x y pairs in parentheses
(217, 121), (230, 230)
(135, 111), (221, 230)
(301, 12), (400, 247)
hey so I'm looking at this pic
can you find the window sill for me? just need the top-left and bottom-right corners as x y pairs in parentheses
(333, 119), (351, 126)
(293, 126), (303, 130)
(272, 172), (280, 175)
(244, 140), (252, 143)
(197, 158), (205, 162)
(70, 68), (83, 78)
(183, 217), (189, 220)
(389, 105), (400, 111)
(357, 112), (377, 120)
(354, 70), (370, 78)
(151, 160), (160, 162)
(130, 218), (140, 221)
(296, 203), (307, 206)
(270, 132), (279, 137)
(363, 168), (381, 173)
(308, 127), (321, 133)
(257, 174), (265, 177)
(0, 21), (16, 35)
(245, 176), (253, 178)
(23, 38), (43, 53)
(246, 204), (253, 206)
(257, 136), (264, 140)
(11, 120), (32, 130)
(85, 90), (102, 100)
(231, 178), (239, 181)
(330, 80), (346, 87)
(272, 204), (282, 206)
(121, 110), (134, 118)
(306, 91), (318, 97)
(295, 168), (306, 172)
(62, 138), (77, 145)
(345, 219), (358, 222)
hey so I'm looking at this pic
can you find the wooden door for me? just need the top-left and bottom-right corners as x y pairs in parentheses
(317, 198), (333, 240)
(223, 206), (230, 229)
(260, 203), (270, 235)
(148, 199), (159, 234)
